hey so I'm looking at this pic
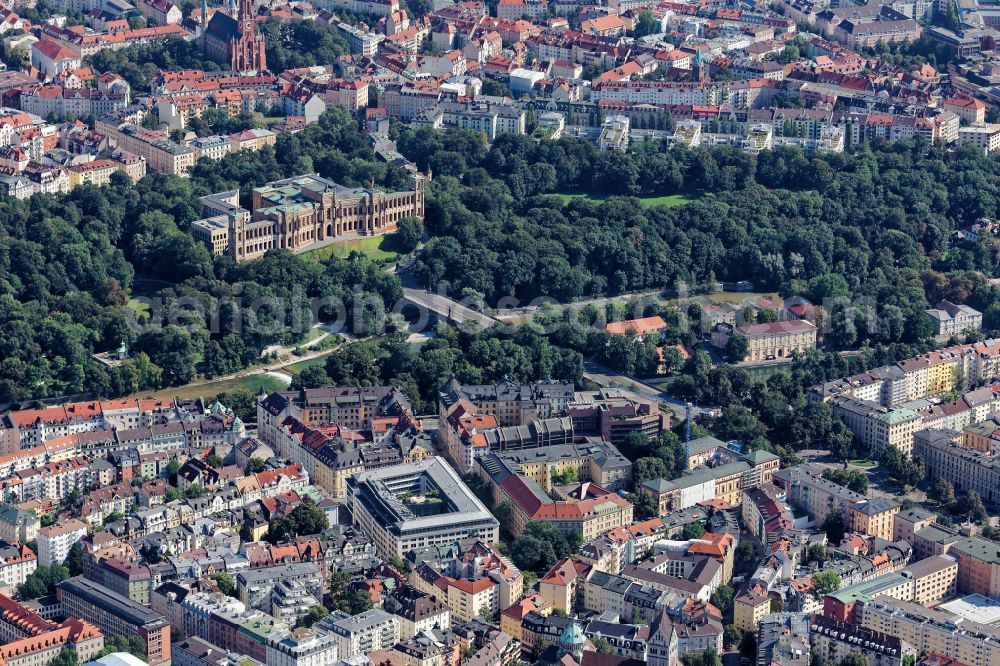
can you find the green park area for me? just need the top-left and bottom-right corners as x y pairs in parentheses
(301, 235), (404, 264)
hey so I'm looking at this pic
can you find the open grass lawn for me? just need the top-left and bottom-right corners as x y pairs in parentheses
(299, 327), (326, 344)
(850, 459), (879, 468)
(301, 235), (403, 264)
(131, 373), (289, 400)
(127, 297), (150, 318)
(285, 355), (329, 375)
(553, 191), (702, 208)
(128, 276), (172, 318)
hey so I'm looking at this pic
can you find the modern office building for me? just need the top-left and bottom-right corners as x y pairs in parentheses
(347, 457), (500, 558)
(57, 576), (171, 665)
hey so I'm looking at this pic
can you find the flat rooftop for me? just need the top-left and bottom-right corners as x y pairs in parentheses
(58, 576), (167, 629)
(349, 457), (498, 535)
(940, 594), (1000, 626)
(192, 215), (229, 231)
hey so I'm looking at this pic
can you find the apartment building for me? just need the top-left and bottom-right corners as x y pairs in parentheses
(409, 541), (522, 622)
(235, 563), (323, 611)
(500, 595), (550, 643)
(96, 116), (195, 176)
(422, 571), (500, 623)
(413, 101), (526, 140)
(267, 419), (361, 499)
(851, 499), (901, 542)
(808, 613), (910, 666)
(228, 128), (276, 152)
(914, 428), (1000, 504)
(858, 596), (1000, 666)
(826, 555), (962, 625)
(36, 519), (88, 567)
(734, 590), (772, 632)
(476, 441), (632, 495)
(256, 387), (418, 492)
(961, 416), (1000, 453)
(190, 135), (231, 161)
(491, 470), (634, 540)
(439, 378), (574, 428)
(173, 636), (262, 666)
(925, 300), (984, 337)
(912, 523), (963, 561)
(949, 536), (1000, 596)
(893, 506), (936, 545)
(323, 609), (400, 659)
(337, 22), (383, 56)
(645, 445), (780, 515)
(774, 464), (901, 538)
(958, 124), (1000, 152)
(906, 554), (958, 605)
(383, 588), (451, 640)
(591, 81), (711, 106)
(825, 572), (917, 622)
(0, 542), (35, 590)
(181, 592), (246, 641)
(99, 558), (152, 605)
(205, 609), (286, 664)
(260, 386), (411, 439)
(65, 159), (119, 188)
(944, 97), (987, 125)
(811, 343), (997, 405)
(57, 576), (171, 665)
(266, 627), (338, 666)
(829, 397), (924, 457)
(538, 558), (588, 613)
(811, 341), (1000, 456)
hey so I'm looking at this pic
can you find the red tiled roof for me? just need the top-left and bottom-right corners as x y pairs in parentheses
(606, 316), (667, 336)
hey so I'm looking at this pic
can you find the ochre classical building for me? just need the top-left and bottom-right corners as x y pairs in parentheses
(193, 173), (426, 262)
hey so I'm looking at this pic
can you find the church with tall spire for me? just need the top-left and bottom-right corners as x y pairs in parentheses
(201, 0), (267, 73)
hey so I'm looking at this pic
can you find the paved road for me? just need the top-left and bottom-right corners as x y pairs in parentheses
(583, 361), (717, 421)
(401, 287), (500, 328)
(493, 288), (668, 321)
(260, 323), (335, 359)
(395, 268), (716, 420)
(583, 359), (664, 401)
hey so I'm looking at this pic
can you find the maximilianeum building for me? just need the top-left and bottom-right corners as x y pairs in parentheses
(191, 172), (426, 262)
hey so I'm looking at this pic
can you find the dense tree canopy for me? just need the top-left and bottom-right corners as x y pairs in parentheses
(0, 110), (413, 404)
(403, 131), (1000, 347)
(8, 118), (1000, 420)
